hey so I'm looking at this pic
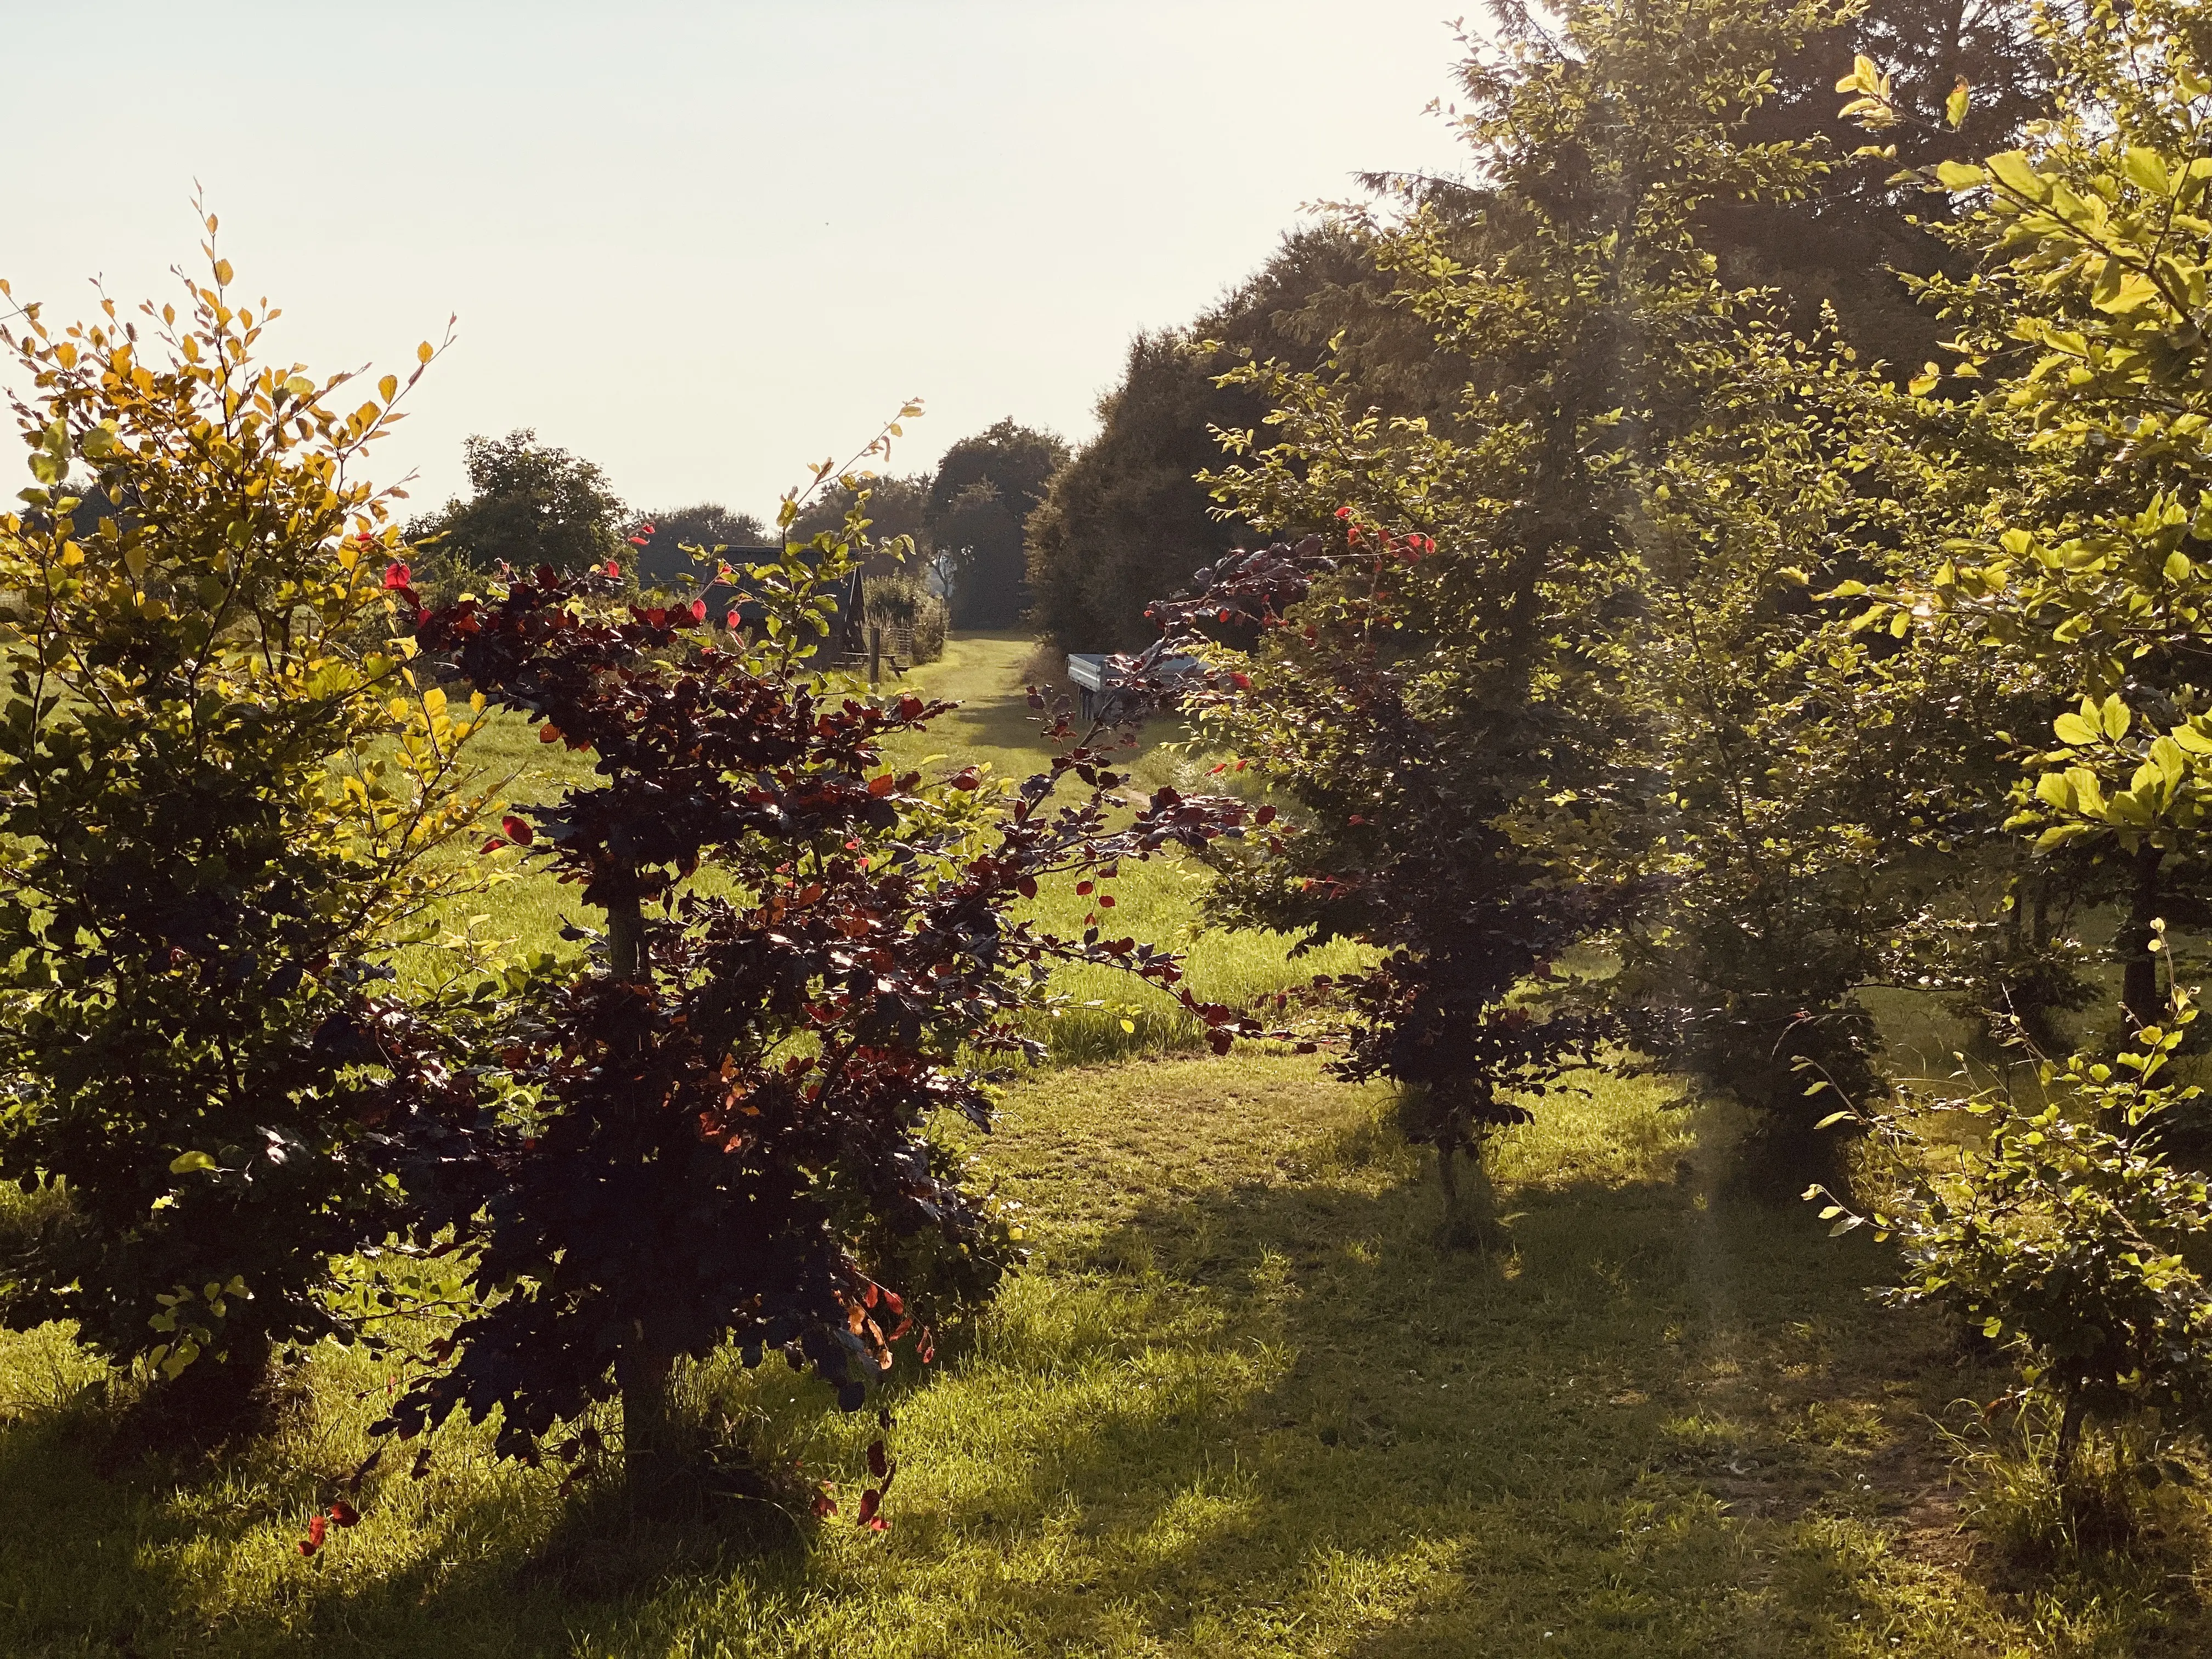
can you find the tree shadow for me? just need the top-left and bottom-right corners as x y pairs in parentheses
(0, 1091), (2131, 1657)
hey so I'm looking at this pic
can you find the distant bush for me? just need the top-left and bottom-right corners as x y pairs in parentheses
(862, 573), (946, 667)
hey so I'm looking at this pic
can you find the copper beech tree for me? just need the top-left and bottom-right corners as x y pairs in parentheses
(370, 506), (1266, 1492)
(1141, 530), (1618, 1237)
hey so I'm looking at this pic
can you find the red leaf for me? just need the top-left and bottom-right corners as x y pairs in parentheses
(856, 1488), (884, 1528)
(867, 1438), (888, 1479)
(481, 837), (506, 853)
(627, 535), (651, 548)
(950, 766), (981, 792)
(1334, 506), (1352, 520)
(307, 1513), (328, 1549)
(502, 815), (534, 846)
(811, 1489), (838, 1518)
(1017, 877), (1037, 899)
(329, 1500), (360, 1528)
(540, 723), (562, 743)
(868, 774), (896, 796)
(605, 560), (620, 578)
(1098, 895), (1115, 907)
(382, 562), (412, 590)
(1255, 805), (1276, 825)
(1229, 672), (1252, 690)
(690, 598), (707, 622)
(726, 611), (741, 629)
(1076, 880), (1094, 896)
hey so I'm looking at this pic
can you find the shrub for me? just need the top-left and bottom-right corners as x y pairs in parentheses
(861, 572), (945, 667)
(1819, 963), (2212, 1484)
(379, 473), (1258, 1493)
(0, 233), (495, 1415)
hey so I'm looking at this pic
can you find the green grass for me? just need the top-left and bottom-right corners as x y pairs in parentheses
(411, 631), (1370, 1064)
(8, 1054), (2200, 1655)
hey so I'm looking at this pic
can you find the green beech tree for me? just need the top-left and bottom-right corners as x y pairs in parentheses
(0, 236), (496, 1418)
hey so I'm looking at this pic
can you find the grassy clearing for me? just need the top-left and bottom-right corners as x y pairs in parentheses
(8, 1054), (2200, 1655)
(411, 631), (1369, 1064)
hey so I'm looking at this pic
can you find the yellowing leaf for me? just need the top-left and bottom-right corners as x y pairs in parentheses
(2102, 695), (2132, 739)
(2052, 712), (2099, 746)
(1934, 159), (1986, 191)
(1945, 78), (1970, 129)
(168, 1150), (218, 1175)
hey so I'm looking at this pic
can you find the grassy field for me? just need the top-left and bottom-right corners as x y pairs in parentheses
(2, 634), (2207, 1656)
(409, 631), (1370, 1063)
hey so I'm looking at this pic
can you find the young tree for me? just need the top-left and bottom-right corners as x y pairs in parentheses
(0, 235), (495, 1415)
(1838, 0), (2212, 1032)
(1172, 0), (1859, 1196)
(376, 472), (1259, 1492)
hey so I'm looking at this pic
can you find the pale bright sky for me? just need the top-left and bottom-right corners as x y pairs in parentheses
(3, 2), (1476, 524)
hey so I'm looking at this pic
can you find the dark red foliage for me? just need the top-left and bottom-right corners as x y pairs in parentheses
(1144, 533), (1623, 1143)
(371, 567), (1257, 1459)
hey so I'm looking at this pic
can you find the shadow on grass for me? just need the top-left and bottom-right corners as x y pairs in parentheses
(0, 1096), (2147, 1657)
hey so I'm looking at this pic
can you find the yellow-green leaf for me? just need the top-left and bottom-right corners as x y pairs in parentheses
(2102, 695), (2132, 739)
(168, 1150), (218, 1175)
(1986, 149), (2049, 202)
(2152, 736), (2187, 786)
(2053, 712), (2098, 746)
(2125, 145), (2170, 195)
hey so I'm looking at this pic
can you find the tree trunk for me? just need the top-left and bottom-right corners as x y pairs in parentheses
(868, 624), (882, 686)
(2119, 843), (2164, 1030)
(617, 1339), (677, 1503)
(603, 882), (667, 1501)
(606, 892), (644, 983)
(2054, 1389), (2086, 1485)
